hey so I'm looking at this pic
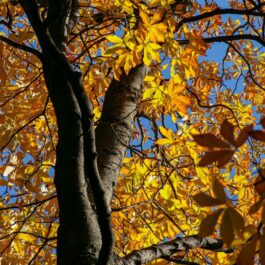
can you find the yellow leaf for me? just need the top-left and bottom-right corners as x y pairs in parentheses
(150, 9), (165, 24)
(160, 185), (172, 199)
(13, 239), (24, 255)
(149, 0), (160, 5)
(156, 138), (172, 145)
(124, 32), (136, 50)
(17, 233), (37, 243)
(106, 35), (123, 44)
(159, 126), (172, 139)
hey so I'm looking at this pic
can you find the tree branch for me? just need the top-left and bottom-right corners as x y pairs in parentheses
(0, 35), (43, 60)
(123, 236), (224, 265)
(178, 34), (265, 47)
(176, 5), (265, 32)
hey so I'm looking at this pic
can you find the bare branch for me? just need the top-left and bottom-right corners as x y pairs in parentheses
(0, 35), (43, 60)
(123, 236), (224, 265)
(178, 34), (265, 47)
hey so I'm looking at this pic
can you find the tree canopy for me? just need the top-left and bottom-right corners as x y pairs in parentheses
(1, 0), (265, 264)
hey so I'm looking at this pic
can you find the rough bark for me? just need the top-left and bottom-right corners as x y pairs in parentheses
(18, 1), (103, 264)
(95, 65), (148, 204)
(123, 236), (224, 265)
(43, 57), (101, 265)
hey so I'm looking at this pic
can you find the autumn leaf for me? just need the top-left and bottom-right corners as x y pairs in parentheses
(198, 150), (234, 167)
(260, 116), (265, 129)
(227, 207), (244, 237)
(220, 119), (236, 146)
(212, 179), (227, 204)
(235, 125), (253, 147)
(220, 209), (234, 247)
(237, 235), (258, 265)
(193, 133), (230, 148)
(139, 9), (167, 43)
(193, 192), (225, 207)
(248, 130), (265, 142)
(199, 209), (223, 237)
(254, 174), (265, 195)
(259, 234), (265, 265)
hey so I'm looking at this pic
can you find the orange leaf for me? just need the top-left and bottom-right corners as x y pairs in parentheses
(249, 200), (263, 214)
(193, 133), (230, 148)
